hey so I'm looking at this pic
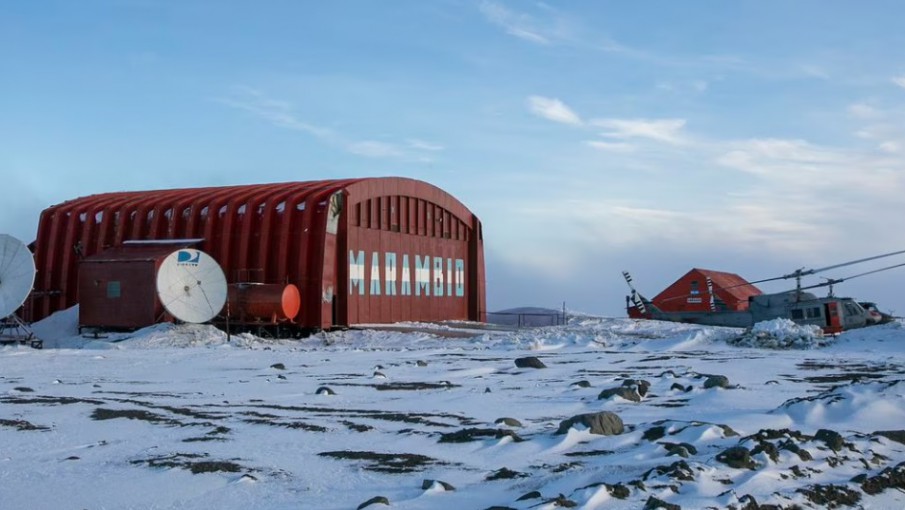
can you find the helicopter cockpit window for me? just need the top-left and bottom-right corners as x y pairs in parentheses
(806, 307), (821, 319)
(791, 308), (804, 320)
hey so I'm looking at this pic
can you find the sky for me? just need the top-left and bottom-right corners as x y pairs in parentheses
(2, 0), (905, 316)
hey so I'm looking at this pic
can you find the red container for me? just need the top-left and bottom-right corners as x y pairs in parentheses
(33, 177), (486, 329)
(227, 283), (301, 323)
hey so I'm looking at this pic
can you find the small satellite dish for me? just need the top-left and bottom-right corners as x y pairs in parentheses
(0, 234), (36, 319)
(155, 248), (227, 324)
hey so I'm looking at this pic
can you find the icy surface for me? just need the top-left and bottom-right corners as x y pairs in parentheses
(2, 311), (905, 509)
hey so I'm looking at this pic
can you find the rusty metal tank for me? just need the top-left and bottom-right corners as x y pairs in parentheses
(227, 283), (301, 323)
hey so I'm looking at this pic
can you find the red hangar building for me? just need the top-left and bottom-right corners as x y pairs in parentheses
(30, 177), (486, 331)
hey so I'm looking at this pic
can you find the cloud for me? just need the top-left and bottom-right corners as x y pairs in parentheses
(848, 103), (879, 119)
(879, 141), (900, 153)
(479, 1), (550, 44)
(591, 118), (687, 144)
(217, 87), (440, 161)
(347, 141), (404, 159)
(528, 96), (582, 125)
(893, 76), (905, 89)
(406, 139), (445, 152)
(584, 140), (635, 152)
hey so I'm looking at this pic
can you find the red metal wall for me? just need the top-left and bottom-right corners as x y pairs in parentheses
(32, 177), (486, 329)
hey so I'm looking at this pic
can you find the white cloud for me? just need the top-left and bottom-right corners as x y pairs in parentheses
(591, 118), (687, 144)
(406, 139), (445, 152)
(848, 103), (879, 119)
(528, 96), (582, 125)
(879, 141), (900, 153)
(584, 140), (635, 152)
(801, 64), (830, 80)
(347, 141), (404, 159)
(479, 1), (549, 44)
(893, 76), (905, 89)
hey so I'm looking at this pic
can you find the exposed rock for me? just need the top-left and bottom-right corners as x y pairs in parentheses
(485, 467), (529, 480)
(859, 461), (905, 495)
(875, 430), (905, 445)
(598, 386), (642, 402)
(316, 386), (336, 395)
(357, 496), (389, 510)
(514, 356), (547, 369)
(607, 483), (630, 499)
(716, 446), (756, 470)
(571, 380), (592, 388)
(373, 371), (387, 378)
(643, 460), (695, 482)
(704, 375), (730, 389)
(494, 417), (522, 428)
(661, 442), (698, 458)
(484, 387), (492, 393)
(815, 429), (844, 452)
(416, 360), (428, 367)
(797, 484), (861, 508)
(13, 387), (34, 392)
(421, 479), (455, 491)
(556, 411), (624, 436)
(269, 363), (285, 370)
(439, 427), (523, 443)
(546, 493), (577, 507)
(516, 490), (542, 501)
(751, 440), (780, 463)
(643, 425), (666, 441)
(670, 383), (691, 392)
(644, 495), (681, 510)
(623, 378), (651, 397)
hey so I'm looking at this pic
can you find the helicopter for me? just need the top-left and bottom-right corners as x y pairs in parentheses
(623, 250), (905, 334)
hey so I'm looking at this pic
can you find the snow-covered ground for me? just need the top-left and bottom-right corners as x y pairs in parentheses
(3, 309), (905, 509)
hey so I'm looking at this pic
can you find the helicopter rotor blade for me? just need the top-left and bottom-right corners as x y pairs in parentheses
(798, 261), (905, 292)
(734, 249), (905, 288)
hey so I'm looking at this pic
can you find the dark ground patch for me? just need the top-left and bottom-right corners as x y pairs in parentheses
(0, 418), (50, 431)
(1, 395), (105, 406)
(131, 452), (246, 474)
(91, 407), (187, 426)
(318, 450), (451, 473)
(239, 411), (328, 432)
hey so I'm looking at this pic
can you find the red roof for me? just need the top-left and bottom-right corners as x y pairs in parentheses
(693, 268), (762, 302)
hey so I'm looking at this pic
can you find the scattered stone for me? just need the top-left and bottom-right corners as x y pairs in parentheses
(704, 375), (730, 389)
(421, 479), (455, 491)
(276, 374), (287, 380)
(797, 484), (861, 507)
(547, 494), (577, 507)
(607, 483), (630, 499)
(483, 507), (516, 510)
(623, 378), (651, 397)
(643, 460), (695, 482)
(815, 429), (844, 452)
(875, 430), (905, 445)
(373, 371), (386, 378)
(0, 418), (50, 431)
(598, 386), (642, 402)
(13, 387), (34, 392)
(514, 356), (546, 369)
(556, 411), (624, 436)
(484, 387), (492, 393)
(765, 380), (780, 385)
(316, 386), (336, 395)
(859, 461), (905, 495)
(357, 496), (390, 510)
(644, 495), (681, 510)
(643, 426), (666, 442)
(661, 442), (698, 458)
(494, 417), (522, 428)
(516, 491), (542, 501)
(571, 380), (592, 388)
(439, 428), (523, 443)
(270, 363), (285, 370)
(716, 446), (756, 470)
(416, 360), (428, 367)
(485, 467), (529, 480)
(670, 383), (691, 392)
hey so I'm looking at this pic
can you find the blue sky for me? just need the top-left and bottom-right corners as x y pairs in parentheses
(3, 1), (905, 316)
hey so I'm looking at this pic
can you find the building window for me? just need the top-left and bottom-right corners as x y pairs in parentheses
(107, 281), (121, 299)
(690, 280), (700, 295)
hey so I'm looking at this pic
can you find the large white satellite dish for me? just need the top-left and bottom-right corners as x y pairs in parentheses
(155, 248), (227, 324)
(0, 234), (36, 319)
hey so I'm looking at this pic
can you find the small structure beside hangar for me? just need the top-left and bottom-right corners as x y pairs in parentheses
(649, 268), (762, 313)
(31, 177), (486, 331)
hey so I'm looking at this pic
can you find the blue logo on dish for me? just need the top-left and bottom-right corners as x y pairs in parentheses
(176, 250), (200, 266)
